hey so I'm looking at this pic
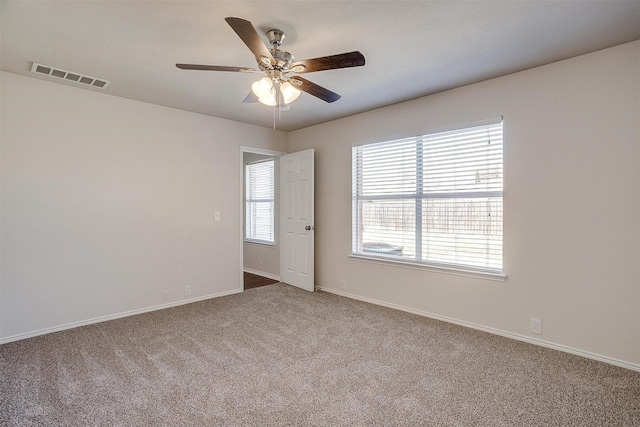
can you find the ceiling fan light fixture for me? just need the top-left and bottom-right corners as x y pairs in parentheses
(258, 93), (277, 106)
(257, 85), (278, 106)
(251, 76), (273, 98)
(281, 81), (301, 104)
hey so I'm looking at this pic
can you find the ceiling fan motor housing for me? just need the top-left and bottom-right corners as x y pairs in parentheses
(271, 50), (294, 69)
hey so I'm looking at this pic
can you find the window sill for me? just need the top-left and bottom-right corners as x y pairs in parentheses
(244, 239), (276, 247)
(349, 254), (507, 282)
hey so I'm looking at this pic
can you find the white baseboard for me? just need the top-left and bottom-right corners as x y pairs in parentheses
(0, 288), (243, 345)
(317, 286), (640, 373)
(243, 267), (280, 282)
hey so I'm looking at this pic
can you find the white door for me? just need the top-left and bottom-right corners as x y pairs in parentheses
(280, 149), (314, 292)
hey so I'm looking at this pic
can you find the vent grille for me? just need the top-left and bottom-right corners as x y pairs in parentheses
(31, 62), (111, 89)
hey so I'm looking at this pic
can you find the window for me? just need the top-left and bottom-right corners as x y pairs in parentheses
(246, 159), (275, 244)
(352, 119), (503, 275)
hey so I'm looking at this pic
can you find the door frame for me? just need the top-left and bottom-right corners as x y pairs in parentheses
(239, 146), (286, 291)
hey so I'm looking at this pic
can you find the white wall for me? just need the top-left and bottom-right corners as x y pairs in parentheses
(243, 151), (280, 278)
(288, 41), (640, 368)
(0, 71), (287, 340)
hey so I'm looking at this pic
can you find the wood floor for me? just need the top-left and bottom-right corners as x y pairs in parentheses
(243, 272), (279, 290)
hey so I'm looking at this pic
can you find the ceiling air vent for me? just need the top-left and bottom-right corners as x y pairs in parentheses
(30, 62), (111, 89)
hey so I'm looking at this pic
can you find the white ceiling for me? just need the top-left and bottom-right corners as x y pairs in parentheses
(2, 1), (640, 131)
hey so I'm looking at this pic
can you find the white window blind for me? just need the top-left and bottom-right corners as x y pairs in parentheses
(352, 120), (503, 273)
(246, 159), (275, 243)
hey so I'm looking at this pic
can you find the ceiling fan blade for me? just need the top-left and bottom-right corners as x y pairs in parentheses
(225, 17), (275, 68)
(176, 64), (259, 72)
(289, 76), (341, 103)
(290, 51), (365, 73)
(243, 91), (259, 103)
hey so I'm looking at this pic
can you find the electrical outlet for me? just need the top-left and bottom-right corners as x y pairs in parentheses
(162, 290), (168, 301)
(340, 279), (346, 290)
(531, 318), (542, 334)
(184, 285), (192, 296)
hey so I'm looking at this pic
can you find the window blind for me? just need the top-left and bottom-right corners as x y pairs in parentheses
(352, 120), (503, 273)
(246, 159), (275, 243)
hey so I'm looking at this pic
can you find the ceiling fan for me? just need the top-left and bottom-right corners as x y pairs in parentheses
(176, 17), (365, 107)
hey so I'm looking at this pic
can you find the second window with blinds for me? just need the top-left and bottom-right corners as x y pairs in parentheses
(246, 158), (275, 244)
(352, 119), (504, 276)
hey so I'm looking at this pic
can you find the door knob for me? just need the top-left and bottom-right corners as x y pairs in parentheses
(305, 225), (314, 231)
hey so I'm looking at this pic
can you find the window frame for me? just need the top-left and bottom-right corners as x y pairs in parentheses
(351, 118), (506, 281)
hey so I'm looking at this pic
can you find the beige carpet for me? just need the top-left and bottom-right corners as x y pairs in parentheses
(1, 283), (639, 426)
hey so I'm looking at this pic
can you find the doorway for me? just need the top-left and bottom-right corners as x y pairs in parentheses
(240, 147), (284, 290)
